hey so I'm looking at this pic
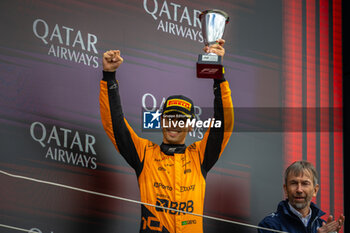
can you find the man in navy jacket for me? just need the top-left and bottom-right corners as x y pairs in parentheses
(258, 161), (345, 233)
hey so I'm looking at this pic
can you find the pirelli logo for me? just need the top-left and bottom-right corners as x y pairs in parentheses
(166, 99), (192, 111)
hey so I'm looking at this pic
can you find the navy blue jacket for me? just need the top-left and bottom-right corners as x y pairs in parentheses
(258, 200), (326, 233)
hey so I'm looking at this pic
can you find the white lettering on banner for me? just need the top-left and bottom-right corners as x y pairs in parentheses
(33, 18), (99, 68)
(141, 93), (204, 139)
(143, 0), (203, 43)
(45, 147), (97, 169)
(47, 45), (98, 67)
(30, 121), (98, 170)
(142, 93), (162, 112)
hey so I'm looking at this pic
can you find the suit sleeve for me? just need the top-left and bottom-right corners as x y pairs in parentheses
(197, 77), (234, 177)
(257, 217), (282, 233)
(99, 71), (146, 176)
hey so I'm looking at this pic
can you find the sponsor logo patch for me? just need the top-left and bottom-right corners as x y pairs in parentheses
(182, 220), (197, 225)
(156, 198), (194, 215)
(166, 99), (191, 111)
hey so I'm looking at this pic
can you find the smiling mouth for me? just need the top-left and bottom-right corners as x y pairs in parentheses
(293, 196), (305, 201)
(167, 128), (183, 137)
(167, 128), (181, 132)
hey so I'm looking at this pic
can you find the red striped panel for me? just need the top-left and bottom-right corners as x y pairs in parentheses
(306, 0), (317, 168)
(332, 0), (344, 228)
(283, 0), (343, 224)
(319, 0), (330, 216)
(283, 0), (303, 170)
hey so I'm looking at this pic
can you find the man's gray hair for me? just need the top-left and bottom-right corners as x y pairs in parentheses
(284, 160), (318, 185)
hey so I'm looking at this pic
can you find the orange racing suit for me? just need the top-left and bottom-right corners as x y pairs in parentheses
(99, 71), (234, 233)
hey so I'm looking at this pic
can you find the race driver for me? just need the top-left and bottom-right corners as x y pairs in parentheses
(99, 39), (234, 233)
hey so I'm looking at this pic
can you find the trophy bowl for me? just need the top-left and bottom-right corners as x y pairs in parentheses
(200, 9), (229, 47)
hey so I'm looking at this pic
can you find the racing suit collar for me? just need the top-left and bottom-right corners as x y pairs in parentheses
(160, 143), (187, 155)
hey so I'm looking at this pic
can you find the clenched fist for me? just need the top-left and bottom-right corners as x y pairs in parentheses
(103, 50), (124, 72)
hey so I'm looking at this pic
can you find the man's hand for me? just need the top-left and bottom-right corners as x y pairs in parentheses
(203, 39), (225, 57)
(103, 50), (124, 72)
(317, 214), (345, 233)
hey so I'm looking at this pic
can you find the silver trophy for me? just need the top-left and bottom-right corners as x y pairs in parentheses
(196, 9), (229, 79)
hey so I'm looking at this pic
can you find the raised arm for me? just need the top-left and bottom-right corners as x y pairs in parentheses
(197, 40), (234, 176)
(99, 50), (146, 176)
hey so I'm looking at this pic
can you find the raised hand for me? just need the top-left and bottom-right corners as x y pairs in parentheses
(103, 50), (124, 72)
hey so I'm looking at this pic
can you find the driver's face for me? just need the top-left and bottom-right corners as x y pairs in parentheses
(161, 116), (191, 144)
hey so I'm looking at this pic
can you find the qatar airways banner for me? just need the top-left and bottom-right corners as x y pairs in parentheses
(0, 0), (343, 233)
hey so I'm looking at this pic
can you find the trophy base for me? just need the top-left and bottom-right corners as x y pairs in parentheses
(196, 54), (224, 79)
